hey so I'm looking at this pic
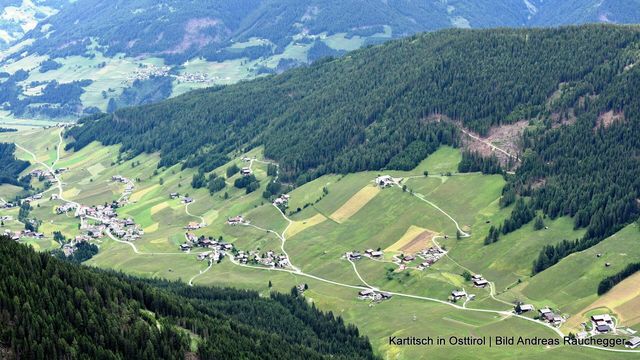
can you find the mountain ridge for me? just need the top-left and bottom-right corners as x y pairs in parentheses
(2, 0), (640, 120)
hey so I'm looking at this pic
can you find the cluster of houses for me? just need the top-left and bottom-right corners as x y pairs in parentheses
(358, 288), (393, 302)
(590, 314), (615, 333)
(184, 221), (205, 230)
(125, 65), (218, 85)
(170, 192), (195, 204)
(375, 175), (395, 188)
(56, 202), (77, 215)
(112, 175), (134, 201)
(346, 249), (384, 261)
(180, 234), (233, 251)
(538, 308), (564, 327)
(1, 202), (15, 209)
(415, 247), (446, 270)
(30, 169), (58, 182)
(74, 203), (143, 242)
(19, 193), (44, 205)
(179, 234), (233, 264)
(196, 250), (225, 262)
(125, 65), (171, 84)
(109, 218), (144, 241)
(3, 229), (44, 241)
(273, 194), (290, 206)
(60, 235), (92, 257)
(175, 72), (214, 84)
(235, 250), (291, 268)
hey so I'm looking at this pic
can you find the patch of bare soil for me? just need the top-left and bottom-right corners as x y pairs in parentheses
(425, 113), (525, 169)
(165, 18), (228, 54)
(461, 120), (527, 168)
(596, 110), (624, 130)
(401, 230), (436, 254)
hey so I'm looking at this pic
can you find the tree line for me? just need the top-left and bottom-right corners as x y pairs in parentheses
(597, 262), (640, 295)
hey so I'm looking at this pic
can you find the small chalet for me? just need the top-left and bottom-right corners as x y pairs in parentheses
(451, 290), (466, 301)
(185, 221), (201, 230)
(473, 278), (489, 288)
(365, 249), (383, 258)
(240, 167), (252, 176)
(626, 337), (640, 349)
(375, 175), (394, 188)
(516, 304), (535, 313)
(227, 216), (245, 225)
(596, 324), (611, 333)
(273, 194), (290, 206)
(539, 308), (556, 323)
(591, 314), (613, 324)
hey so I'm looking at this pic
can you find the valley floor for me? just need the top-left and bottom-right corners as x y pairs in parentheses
(1, 127), (639, 359)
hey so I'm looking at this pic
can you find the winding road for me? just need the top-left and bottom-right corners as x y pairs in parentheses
(189, 260), (213, 286)
(16, 135), (635, 354)
(222, 160), (640, 354)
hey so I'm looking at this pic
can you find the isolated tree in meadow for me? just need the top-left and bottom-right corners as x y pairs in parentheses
(462, 271), (472, 281)
(533, 215), (544, 231)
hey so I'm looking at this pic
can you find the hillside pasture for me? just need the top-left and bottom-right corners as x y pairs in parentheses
(329, 184), (380, 223)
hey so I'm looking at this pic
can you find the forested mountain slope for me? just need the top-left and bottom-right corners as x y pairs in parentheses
(0, 143), (30, 188)
(2, 0), (640, 119)
(69, 25), (640, 275)
(68, 25), (639, 179)
(0, 236), (376, 359)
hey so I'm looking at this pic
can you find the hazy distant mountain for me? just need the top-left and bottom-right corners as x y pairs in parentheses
(0, 0), (69, 50)
(1, 0), (639, 120)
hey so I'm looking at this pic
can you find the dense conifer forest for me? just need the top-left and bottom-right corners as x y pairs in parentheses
(0, 143), (30, 188)
(67, 25), (640, 275)
(0, 236), (376, 359)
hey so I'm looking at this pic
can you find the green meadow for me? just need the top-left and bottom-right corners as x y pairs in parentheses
(1, 127), (638, 358)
